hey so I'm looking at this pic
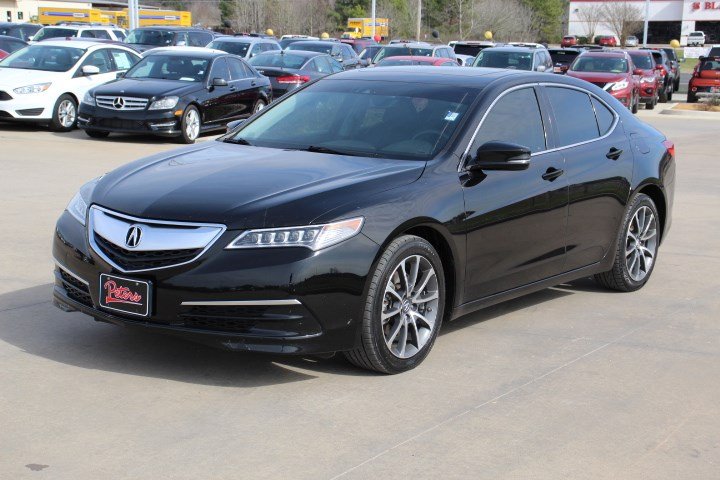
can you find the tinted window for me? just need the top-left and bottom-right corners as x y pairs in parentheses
(209, 40), (250, 57)
(546, 87), (599, 146)
(592, 97), (614, 136)
(329, 57), (343, 72)
(227, 57), (251, 80)
(0, 37), (25, 53)
(571, 56), (628, 73)
(33, 27), (77, 42)
(109, 49), (137, 70)
(126, 55), (210, 82)
(126, 29), (174, 46)
(249, 52), (306, 69)
(113, 30), (127, 41)
(287, 42), (333, 55)
(83, 29), (110, 40)
(209, 58), (230, 80)
(472, 87), (546, 153)
(374, 46), (433, 62)
(81, 50), (112, 73)
(628, 53), (653, 69)
(474, 50), (534, 70)
(549, 51), (579, 65)
(188, 32), (212, 47)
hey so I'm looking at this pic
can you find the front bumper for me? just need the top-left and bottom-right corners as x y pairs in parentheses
(53, 210), (381, 354)
(0, 88), (54, 120)
(639, 84), (657, 101)
(78, 103), (182, 136)
(610, 89), (632, 106)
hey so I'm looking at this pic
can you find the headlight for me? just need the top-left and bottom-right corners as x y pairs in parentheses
(226, 217), (364, 251)
(640, 76), (656, 83)
(66, 177), (101, 226)
(611, 80), (629, 91)
(82, 91), (96, 106)
(148, 96), (180, 110)
(13, 82), (51, 94)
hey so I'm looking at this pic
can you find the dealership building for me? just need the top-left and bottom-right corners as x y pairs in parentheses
(568, 0), (720, 45)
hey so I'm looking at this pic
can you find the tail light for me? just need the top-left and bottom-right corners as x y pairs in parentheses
(662, 140), (675, 158)
(277, 75), (310, 84)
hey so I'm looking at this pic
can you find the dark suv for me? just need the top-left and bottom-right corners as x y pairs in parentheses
(0, 22), (41, 41)
(126, 27), (220, 52)
(472, 46), (553, 73)
(642, 49), (675, 102)
(659, 47), (680, 91)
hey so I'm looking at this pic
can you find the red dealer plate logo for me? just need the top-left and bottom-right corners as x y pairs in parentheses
(99, 274), (151, 317)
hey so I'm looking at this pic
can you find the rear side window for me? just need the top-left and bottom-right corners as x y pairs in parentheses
(591, 97), (615, 136)
(546, 87), (599, 145)
(472, 87), (546, 153)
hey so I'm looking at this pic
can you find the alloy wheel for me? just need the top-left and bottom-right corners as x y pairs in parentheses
(625, 206), (658, 282)
(185, 109), (200, 141)
(254, 101), (266, 113)
(58, 100), (76, 128)
(382, 254), (439, 359)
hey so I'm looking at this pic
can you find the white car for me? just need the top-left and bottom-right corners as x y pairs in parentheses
(0, 40), (141, 130)
(32, 25), (127, 43)
(625, 35), (639, 47)
(688, 31), (706, 47)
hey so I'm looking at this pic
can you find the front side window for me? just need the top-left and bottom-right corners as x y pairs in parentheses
(546, 87), (600, 146)
(228, 80), (477, 160)
(110, 49), (138, 70)
(209, 57), (229, 81)
(33, 27), (78, 42)
(80, 50), (112, 73)
(0, 45), (83, 72)
(126, 55), (210, 82)
(471, 87), (546, 153)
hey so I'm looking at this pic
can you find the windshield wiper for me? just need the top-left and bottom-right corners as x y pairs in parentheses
(299, 145), (368, 157)
(224, 137), (253, 146)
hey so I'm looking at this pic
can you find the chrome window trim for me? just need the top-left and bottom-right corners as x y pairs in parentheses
(181, 300), (302, 307)
(87, 205), (227, 274)
(54, 258), (89, 286)
(459, 82), (620, 170)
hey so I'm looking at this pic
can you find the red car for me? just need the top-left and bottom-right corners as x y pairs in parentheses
(374, 55), (460, 67)
(561, 35), (577, 48)
(627, 50), (661, 109)
(596, 35), (618, 47)
(567, 51), (641, 112)
(688, 56), (720, 103)
(0, 48), (8, 60)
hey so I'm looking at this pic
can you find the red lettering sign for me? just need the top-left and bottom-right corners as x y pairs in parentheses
(104, 280), (143, 305)
(693, 1), (701, 10)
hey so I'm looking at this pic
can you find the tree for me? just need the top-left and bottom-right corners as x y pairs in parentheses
(576, 4), (602, 42)
(521, 0), (564, 42)
(600, 1), (642, 45)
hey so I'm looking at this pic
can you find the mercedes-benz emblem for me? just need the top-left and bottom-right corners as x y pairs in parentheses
(125, 225), (142, 248)
(113, 97), (125, 109)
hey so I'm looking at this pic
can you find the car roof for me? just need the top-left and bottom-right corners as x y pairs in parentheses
(216, 36), (273, 43)
(548, 48), (581, 53)
(379, 56), (443, 62)
(133, 26), (208, 31)
(28, 39), (117, 49)
(579, 50), (628, 58)
(145, 48), (225, 58)
(256, 49), (321, 59)
(483, 46), (538, 53)
(382, 42), (436, 48)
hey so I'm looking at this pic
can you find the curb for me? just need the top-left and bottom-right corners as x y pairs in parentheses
(660, 108), (720, 118)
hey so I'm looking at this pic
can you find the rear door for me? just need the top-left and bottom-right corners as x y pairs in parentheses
(541, 85), (633, 271)
(226, 57), (259, 118)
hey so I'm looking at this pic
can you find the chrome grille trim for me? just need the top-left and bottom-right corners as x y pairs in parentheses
(88, 206), (227, 273)
(96, 96), (149, 111)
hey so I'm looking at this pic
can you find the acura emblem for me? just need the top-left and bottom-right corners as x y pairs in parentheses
(125, 225), (142, 248)
(113, 97), (125, 109)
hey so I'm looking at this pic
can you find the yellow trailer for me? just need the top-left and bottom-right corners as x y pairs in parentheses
(101, 10), (128, 28)
(342, 17), (389, 39)
(135, 10), (192, 27)
(38, 7), (103, 25)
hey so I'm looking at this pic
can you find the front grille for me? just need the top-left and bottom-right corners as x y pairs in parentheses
(96, 95), (149, 111)
(95, 234), (202, 271)
(591, 82), (607, 89)
(95, 118), (147, 130)
(16, 108), (43, 116)
(59, 269), (93, 307)
(0, 91), (12, 101)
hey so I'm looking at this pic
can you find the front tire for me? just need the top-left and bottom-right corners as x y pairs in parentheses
(253, 99), (266, 114)
(631, 94), (639, 114)
(178, 105), (200, 144)
(594, 194), (660, 292)
(344, 235), (445, 374)
(49, 94), (77, 132)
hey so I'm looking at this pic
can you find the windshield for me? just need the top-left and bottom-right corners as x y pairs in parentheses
(125, 54), (209, 81)
(628, 53), (653, 69)
(248, 52), (307, 69)
(453, 44), (483, 56)
(699, 59), (720, 71)
(0, 38), (25, 53)
(549, 51), (578, 64)
(377, 59), (427, 66)
(359, 46), (381, 60)
(126, 29), (175, 46)
(374, 47), (433, 62)
(571, 57), (628, 73)
(287, 43), (332, 54)
(473, 51), (533, 70)
(0, 45), (83, 72)
(208, 40), (250, 56)
(33, 27), (78, 42)
(227, 80), (475, 160)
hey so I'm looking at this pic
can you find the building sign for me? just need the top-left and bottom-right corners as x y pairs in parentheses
(691, 2), (720, 10)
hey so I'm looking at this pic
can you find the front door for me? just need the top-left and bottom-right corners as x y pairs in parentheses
(461, 86), (569, 302)
(203, 57), (233, 123)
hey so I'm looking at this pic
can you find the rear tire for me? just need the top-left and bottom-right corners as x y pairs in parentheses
(687, 91), (697, 103)
(594, 193), (660, 292)
(85, 129), (110, 138)
(344, 235), (445, 374)
(659, 85), (668, 103)
(673, 77), (680, 91)
(49, 94), (77, 132)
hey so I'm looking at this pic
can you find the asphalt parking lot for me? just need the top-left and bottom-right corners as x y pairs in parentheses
(1, 102), (719, 479)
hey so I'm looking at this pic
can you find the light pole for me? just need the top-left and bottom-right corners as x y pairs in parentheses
(642, 0), (650, 47)
(416, 0), (422, 41)
(371, 0), (376, 38)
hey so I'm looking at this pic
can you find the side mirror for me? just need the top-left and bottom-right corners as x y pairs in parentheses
(536, 65), (546, 72)
(633, 68), (644, 76)
(116, 71), (125, 79)
(212, 77), (228, 87)
(27, 35), (34, 41)
(467, 142), (531, 172)
(226, 119), (245, 131)
(82, 65), (100, 76)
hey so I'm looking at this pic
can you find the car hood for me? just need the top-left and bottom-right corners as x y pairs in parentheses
(567, 71), (628, 83)
(91, 142), (425, 229)
(91, 78), (201, 98)
(0, 67), (65, 87)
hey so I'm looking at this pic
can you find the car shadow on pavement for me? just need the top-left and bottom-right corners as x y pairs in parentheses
(0, 280), (590, 384)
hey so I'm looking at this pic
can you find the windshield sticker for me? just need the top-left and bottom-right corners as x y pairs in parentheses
(445, 111), (459, 121)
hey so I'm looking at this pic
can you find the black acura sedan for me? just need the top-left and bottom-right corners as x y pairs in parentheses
(248, 50), (343, 97)
(78, 49), (271, 143)
(53, 67), (675, 373)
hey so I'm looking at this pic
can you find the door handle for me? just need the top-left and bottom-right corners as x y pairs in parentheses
(606, 147), (623, 160)
(251, 81), (257, 87)
(542, 167), (564, 182)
